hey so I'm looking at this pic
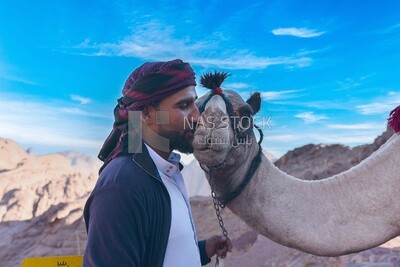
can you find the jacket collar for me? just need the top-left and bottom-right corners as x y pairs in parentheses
(131, 142), (185, 181)
(132, 143), (162, 181)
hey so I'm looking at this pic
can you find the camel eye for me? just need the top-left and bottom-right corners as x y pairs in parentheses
(240, 116), (251, 130)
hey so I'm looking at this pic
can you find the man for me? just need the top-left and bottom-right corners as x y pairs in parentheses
(83, 59), (232, 266)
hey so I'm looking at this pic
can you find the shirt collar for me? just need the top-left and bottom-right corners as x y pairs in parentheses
(144, 143), (181, 178)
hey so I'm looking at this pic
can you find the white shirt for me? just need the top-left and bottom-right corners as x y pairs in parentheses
(145, 144), (201, 267)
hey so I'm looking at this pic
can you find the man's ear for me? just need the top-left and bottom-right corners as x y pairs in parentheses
(246, 92), (261, 114)
(141, 106), (154, 125)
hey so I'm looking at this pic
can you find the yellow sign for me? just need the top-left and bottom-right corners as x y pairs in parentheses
(21, 255), (82, 267)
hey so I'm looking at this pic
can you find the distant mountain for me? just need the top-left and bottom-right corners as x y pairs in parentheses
(59, 150), (102, 175)
(0, 138), (99, 266)
(275, 129), (394, 180)
(0, 138), (28, 172)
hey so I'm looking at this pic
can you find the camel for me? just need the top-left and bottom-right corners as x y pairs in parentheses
(192, 72), (400, 256)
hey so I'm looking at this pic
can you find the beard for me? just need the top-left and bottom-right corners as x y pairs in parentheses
(158, 128), (194, 154)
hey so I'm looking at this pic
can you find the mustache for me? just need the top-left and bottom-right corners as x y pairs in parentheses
(184, 121), (198, 132)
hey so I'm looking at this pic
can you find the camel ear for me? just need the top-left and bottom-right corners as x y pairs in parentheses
(246, 92), (261, 114)
(238, 104), (253, 118)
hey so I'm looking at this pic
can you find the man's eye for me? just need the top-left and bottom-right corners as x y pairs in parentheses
(179, 102), (189, 109)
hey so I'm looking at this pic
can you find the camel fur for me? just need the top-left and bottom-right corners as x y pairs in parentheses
(193, 89), (400, 256)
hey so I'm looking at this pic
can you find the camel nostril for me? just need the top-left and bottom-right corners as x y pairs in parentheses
(206, 137), (212, 147)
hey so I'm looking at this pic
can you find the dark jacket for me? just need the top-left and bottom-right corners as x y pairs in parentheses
(83, 146), (210, 266)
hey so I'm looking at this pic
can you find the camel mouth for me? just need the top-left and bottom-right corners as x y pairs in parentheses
(193, 147), (227, 167)
(192, 134), (229, 167)
(193, 145), (209, 152)
(192, 138), (228, 153)
(193, 126), (232, 152)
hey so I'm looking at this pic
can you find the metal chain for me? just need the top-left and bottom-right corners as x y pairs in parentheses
(210, 187), (229, 267)
(211, 191), (228, 238)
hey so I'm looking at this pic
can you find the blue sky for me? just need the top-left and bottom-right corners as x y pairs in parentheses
(1, 0), (399, 158)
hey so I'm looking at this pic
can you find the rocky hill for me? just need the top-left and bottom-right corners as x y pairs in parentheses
(1, 132), (400, 266)
(275, 129), (394, 180)
(0, 138), (100, 266)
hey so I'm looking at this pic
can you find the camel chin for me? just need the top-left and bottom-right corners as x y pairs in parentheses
(193, 125), (232, 166)
(192, 143), (228, 167)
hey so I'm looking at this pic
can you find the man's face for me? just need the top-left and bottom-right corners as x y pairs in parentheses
(148, 85), (199, 153)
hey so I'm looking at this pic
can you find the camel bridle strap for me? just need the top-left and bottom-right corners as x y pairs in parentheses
(223, 142), (262, 206)
(211, 141), (263, 207)
(199, 160), (226, 173)
(201, 125), (264, 206)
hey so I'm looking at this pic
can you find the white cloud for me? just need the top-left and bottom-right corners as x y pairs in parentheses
(327, 123), (383, 130)
(271, 27), (325, 38)
(265, 134), (298, 141)
(189, 55), (312, 69)
(0, 93), (109, 154)
(335, 74), (374, 90)
(70, 94), (91, 104)
(295, 112), (327, 123)
(0, 60), (36, 85)
(336, 78), (361, 89)
(224, 82), (251, 90)
(357, 103), (394, 115)
(261, 90), (301, 101)
(0, 73), (36, 85)
(73, 21), (214, 61)
(356, 91), (400, 115)
(59, 107), (109, 118)
(382, 23), (400, 33)
(72, 21), (312, 70)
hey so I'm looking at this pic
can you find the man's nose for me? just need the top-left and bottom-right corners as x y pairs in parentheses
(191, 104), (200, 123)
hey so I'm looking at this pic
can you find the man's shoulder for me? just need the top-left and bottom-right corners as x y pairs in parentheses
(95, 156), (155, 190)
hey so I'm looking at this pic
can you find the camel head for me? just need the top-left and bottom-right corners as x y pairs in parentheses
(193, 71), (261, 168)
